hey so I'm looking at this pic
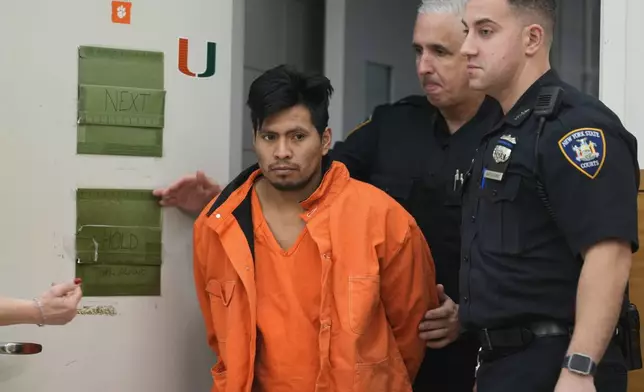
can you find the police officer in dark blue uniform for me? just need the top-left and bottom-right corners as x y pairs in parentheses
(460, 1), (639, 391)
(333, 2), (501, 391)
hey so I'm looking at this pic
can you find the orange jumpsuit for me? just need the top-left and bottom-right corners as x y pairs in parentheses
(193, 159), (439, 392)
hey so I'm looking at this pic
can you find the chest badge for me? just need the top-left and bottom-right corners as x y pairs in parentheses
(483, 134), (517, 182)
(493, 145), (511, 163)
(492, 134), (517, 163)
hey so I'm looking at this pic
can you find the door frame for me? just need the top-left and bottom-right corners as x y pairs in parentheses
(598, 0), (627, 121)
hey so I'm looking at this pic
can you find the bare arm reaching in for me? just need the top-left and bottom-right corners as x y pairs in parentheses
(153, 171), (222, 216)
(0, 279), (83, 326)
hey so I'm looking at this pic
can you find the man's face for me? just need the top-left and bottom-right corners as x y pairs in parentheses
(413, 12), (471, 108)
(461, 0), (526, 93)
(253, 104), (331, 192)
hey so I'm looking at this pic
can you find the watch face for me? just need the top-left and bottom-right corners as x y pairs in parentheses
(569, 354), (593, 374)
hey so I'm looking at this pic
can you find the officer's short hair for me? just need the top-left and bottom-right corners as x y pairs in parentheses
(246, 64), (334, 136)
(507, 0), (557, 39)
(417, 0), (467, 15)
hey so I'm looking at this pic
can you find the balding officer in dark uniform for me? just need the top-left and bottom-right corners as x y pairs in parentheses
(460, 1), (639, 392)
(333, 1), (500, 391)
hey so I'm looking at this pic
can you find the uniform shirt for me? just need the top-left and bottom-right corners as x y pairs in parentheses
(332, 95), (502, 301)
(459, 69), (640, 330)
(251, 187), (322, 391)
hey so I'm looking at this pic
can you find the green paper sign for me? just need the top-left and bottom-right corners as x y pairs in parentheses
(78, 265), (161, 297)
(78, 85), (166, 128)
(75, 189), (163, 296)
(78, 46), (164, 89)
(77, 46), (166, 157)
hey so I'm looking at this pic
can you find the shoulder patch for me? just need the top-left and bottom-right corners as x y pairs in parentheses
(557, 127), (606, 179)
(346, 115), (372, 137)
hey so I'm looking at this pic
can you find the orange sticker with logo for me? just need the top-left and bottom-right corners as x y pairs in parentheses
(111, 1), (132, 24)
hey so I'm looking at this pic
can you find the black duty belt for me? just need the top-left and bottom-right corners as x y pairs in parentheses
(477, 321), (572, 351)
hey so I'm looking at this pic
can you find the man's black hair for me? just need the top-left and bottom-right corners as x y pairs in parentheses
(508, 0), (557, 36)
(247, 64), (334, 136)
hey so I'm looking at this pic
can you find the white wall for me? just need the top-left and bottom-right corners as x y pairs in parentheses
(326, 0), (422, 140)
(0, 0), (242, 390)
(599, 0), (642, 163)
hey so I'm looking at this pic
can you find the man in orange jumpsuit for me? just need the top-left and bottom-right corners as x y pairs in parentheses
(192, 64), (439, 391)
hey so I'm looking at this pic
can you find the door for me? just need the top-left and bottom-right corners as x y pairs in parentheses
(241, 0), (326, 168)
(0, 0), (240, 390)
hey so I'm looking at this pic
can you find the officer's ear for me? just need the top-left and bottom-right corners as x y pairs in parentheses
(523, 23), (546, 56)
(321, 128), (332, 155)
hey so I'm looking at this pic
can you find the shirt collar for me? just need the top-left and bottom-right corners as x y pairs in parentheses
(502, 69), (561, 128)
(433, 95), (503, 145)
(299, 160), (349, 214)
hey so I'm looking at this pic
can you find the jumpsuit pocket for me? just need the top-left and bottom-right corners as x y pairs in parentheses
(478, 174), (523, 254)
(206, 279), (236, 342)
(211, 360), (227, 391)
(348, 275), (381, 335)
(353, 356), (411, 392)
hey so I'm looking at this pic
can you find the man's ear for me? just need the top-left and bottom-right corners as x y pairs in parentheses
(524, 23), (546, 56)
(321, 128), (332, 154)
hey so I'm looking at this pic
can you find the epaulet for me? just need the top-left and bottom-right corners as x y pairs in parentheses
(346, 95), (427, 138)
(346, 115), (373, 137)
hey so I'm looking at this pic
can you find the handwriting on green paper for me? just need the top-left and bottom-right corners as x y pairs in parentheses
(76, 225), (161, 265)
(76, 264), (161, 297)
(78, 85), (166, 128)
(77, 45), (165, 157)
(75, 189), (162, 296)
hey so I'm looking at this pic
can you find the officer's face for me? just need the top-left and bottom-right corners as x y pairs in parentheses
(413, 12), (471, 108)
(253, 104), (331, 192)
(460, 0), (526, 94)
